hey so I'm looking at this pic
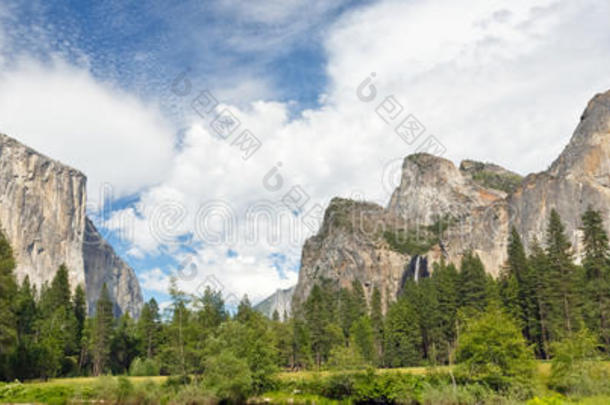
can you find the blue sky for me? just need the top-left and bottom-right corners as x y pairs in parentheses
(0, 0), (609, 308)
(3, 0), (369, 110)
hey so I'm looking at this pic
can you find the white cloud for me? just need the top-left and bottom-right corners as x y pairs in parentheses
(2, 0), (609, 304)
(115, 0), (610, 303)
(0, 58), (176, 203)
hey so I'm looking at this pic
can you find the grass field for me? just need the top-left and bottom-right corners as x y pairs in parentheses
(2, 362), (610, 404)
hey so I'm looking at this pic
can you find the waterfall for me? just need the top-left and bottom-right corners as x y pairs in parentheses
(414, 255), (421, 282)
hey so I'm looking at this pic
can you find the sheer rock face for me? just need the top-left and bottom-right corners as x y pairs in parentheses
(292, 198), (409, 311)
(83, 218), (143, 318)
(0, 133), (87, 290)
(510, 89), (610, 259)
(254, 286), (295, 320)
(0, 133), (142, 318)
(292, 89), (610, 310)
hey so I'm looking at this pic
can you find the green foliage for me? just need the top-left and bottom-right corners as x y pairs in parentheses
(470, 169), (523, 194)
(545, 209), (583, 337)
(581, 207), (610, 349)
(0, 231), (17, 379)
(549, 329), (610, 396)
(92, 283), (114, 376)
(458, 252), (490, 312)
(421, 381), (500, 405)
(351, 315), (376, 364)
(137, 298), (162, 360)
(351, 370), (424, 404)
(129, 357), (160, 377)
(384, 296), (422, 367)
(327, 344), (366, 370)
(202, 349), (253, 402)
(456, 308), (535, 393)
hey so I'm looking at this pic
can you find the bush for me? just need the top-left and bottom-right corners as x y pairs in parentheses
(131, 380), (163, 405)
(548, 329), (610, 396)
(421, 382), (485, 405)
(169, 384), (215, 405)
(455, 308), (535, 394)
(321, 372), (356, 399)
(129, 357), (161, 376)
(352, 370), (423, 404)
(202, 349), (253, 402)
(116, 376), (134, 403)
(327, 345), (366, 370)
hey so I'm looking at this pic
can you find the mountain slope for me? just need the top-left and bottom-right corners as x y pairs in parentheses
(292, 89), (610, 311)
(0, 133), (142, 317)
(254, 286), (295, 320)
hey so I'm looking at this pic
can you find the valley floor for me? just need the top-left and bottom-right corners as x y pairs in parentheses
(2, 362), (610, 404)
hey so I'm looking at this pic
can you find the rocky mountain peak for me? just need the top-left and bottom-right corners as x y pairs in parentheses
(388, 153), (506, 225)
(289, 89), (610, 316)
(0, 132), (142, 317)
(549, 89), (610, 180)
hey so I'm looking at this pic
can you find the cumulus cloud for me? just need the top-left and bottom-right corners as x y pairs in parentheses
(0, 58), (176, 202)
(113, 0), (610, 303)
(2, 0), (609, 304)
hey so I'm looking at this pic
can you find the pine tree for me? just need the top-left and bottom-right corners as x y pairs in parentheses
(92, 283), (114, 376)
(163, 278), (190, 375)
(236, 295), (254, 324)
(383, 296), (422, 367)
(304, 283), (341, 367)
(528, 240), (552, 358)
(37, 265), (79, 376)
(581, 207), (610, 348)
(11, 276), (38, 380)
(458, 251), (489, 312)
(432, 260), (459, 363)
(370, 287), (384, 364)
(503, 227), (539, 345)
(73, 285), (87, 347)
(138, 298), (161, 359)
(0, 231), (17, 380)
(350, 315), (375, 364)
(110, 313), (139, 374)
(546, 209), (582, 336)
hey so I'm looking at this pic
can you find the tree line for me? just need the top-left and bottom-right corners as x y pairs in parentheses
(0, 207), (609, 382)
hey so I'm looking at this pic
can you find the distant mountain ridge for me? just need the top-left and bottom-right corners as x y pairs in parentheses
(254, 286), (295, 320)
(286, 89), (610, 313)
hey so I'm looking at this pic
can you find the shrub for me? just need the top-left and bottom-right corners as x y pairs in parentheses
(421, 382), (484, 405)
(202, 349), (253, 402)
(116, 376), (134, 403)
(129, 357), (161, 376)
(321, 372), (356, 399)
(526, 394), (565, 405)
(548, 329), (610, 396)
(131, 380), (163, 405)
(326, 345), (366, 370)
(455, 308), (535, 394)
(352, 369), (424, 404)
(169, 384), (215, 405)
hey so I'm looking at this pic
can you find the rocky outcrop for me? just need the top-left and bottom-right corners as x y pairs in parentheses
(254, 286), (295, 320)
(509, 90), (610, 259)
(293, 89), (610, 310)
(83, 218), (143, 318)
(292, 198), (410, 311)
(0, 133), (142, 317)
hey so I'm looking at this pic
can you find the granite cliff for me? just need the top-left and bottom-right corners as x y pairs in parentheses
(0, 133), (142, 317)
(254, 286), (295, 320)
(291, 89), (610, 312)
